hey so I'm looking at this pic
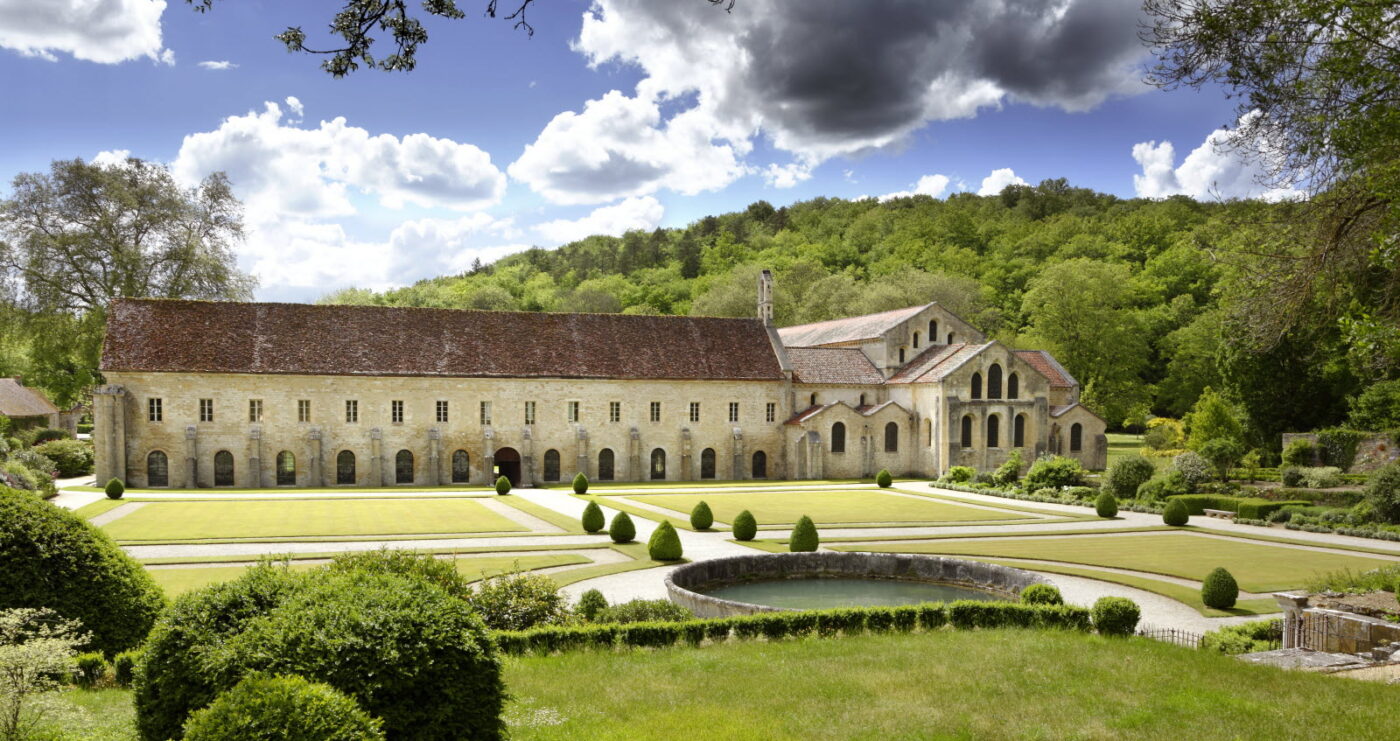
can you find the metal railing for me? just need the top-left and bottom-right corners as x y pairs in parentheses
(1137, 624), (1203, 649)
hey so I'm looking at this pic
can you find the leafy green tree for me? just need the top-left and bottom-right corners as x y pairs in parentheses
(1348, 380), (1400, 431)
(1197, 438), (1244, 482)
(1185, 387), (1244, 450)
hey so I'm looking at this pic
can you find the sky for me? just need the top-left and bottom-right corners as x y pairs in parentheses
(0, 0), (1281, 302)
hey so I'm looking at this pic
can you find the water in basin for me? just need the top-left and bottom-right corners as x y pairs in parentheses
(698, 577), (1007, 610)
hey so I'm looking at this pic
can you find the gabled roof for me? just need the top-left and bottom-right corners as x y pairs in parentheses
(1014, 350), (1078, 389)
(102, 299), (785, 382)
(1051, 402), (1106, 423)
(777, 303), (931, 348)
(887, 343), (992, 384)
(783, 399), (908, 425)
(0, 378), (58, 417)
(786, 348), (885, 385)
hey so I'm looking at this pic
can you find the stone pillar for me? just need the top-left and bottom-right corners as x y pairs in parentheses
(628, 427), (641, 482)
(1274, 593), (1311, 649)
(370, 428), (383, 487)
(680, 428), (693, 481)
(308, 428), (323, 487)
(481, 428), (495, 485)
(808, 432), (823, 479)
(428, 428), (441, 486)
(860, 429), (872, 478)
(731, 427), (744, 480)
(184, 426), (198, 488)
(247, 428), (263, 488)
(521, 427), (535, 487)
(575, 426), (589, 480)
(92, 385), (128, 485)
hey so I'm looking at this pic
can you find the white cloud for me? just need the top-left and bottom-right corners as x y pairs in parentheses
(977, 168), (1028, 196)
(92, 149), (132, 168)
(0, 0), (170, 64)
(197, 60), (236, 70)
(1131, 112), (1302, 201)
(880, 174), (952, 201)
(763, 162), (813, 189)
(534, 196), (665, 244)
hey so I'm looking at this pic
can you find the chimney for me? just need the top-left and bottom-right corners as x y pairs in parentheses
(757, 269), (773, 325)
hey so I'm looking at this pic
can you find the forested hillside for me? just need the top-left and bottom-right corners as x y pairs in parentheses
(320, 179), (1373, 446)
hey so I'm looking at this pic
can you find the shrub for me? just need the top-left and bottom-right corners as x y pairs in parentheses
(1020, 584), (1063, 605)
(1197, 438), (1244, 481)
(1172, 452), (1213, 491)
(1201, 567), (1239, 609)
(1136, 470), (1188, 501)
(0, 490), (165, 655)
(876, 469), (893, 488)
(789, 515), (819, 552)
(114, 649), (141, 687)
(1091, 596), (1140, 636)
(1167, 494), (1241, 515)
(1106, 455), (1156, 499)
(580, 501), (605, 533)
(31, 428), (71, 445)
(494, 476), (511, 495)
(608, 511), (636, 543)
(993, 450), (1024, 487)
(1, 461), (41, 492)
(570, 472), (588, 494)
(973, 471), (996, 485)
(34, 439), (94, 478)
(1025, 455), (1085, 490)
(576, 589), (607, 621)
(1144, 417), (1185, 450)
(1282, 439), (1316, 467)
(942, 466), (975, 484)
(1095, 491), (1118, 518)
(690, 500), (714, 530)
(105, 478), (125, 500)
(593, 599), (694, 624)
(466, 569), (569, 631)
(1162, 498), (1190, 526)
(1280, 466), (1306, 487)
(183, 674), (385, 741)
(1348, 380), (1400, 430)
(136, 566), (504, 741)
(647, 521), (684, 561)
(325, 549), (471, 599)
(74, 651), (109, 688)
(1301, 466), (1343, 489)
(1364, 462), (1400, 524)
(0, 607), (88, 741)
(1236, 499), (1312, 521)
(1065, 486), (1096, 500)
(1201, 619), (1283, 655)
(732, 509), (757, 541)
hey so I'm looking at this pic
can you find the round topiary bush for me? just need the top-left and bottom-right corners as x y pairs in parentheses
(1201, 567), (1239, 609)
(732, 509), (757, 541)
(494, 476), (511, 495)
(1095, 491), (1118, 518)
(1091, 596), (1141, 637)
(689, 501), (713, 530)
(135, 565), (505, 741)
(1020, 584), (1063, 606)
(876, 469), (893, 488)
(0, 490), (164, 655)
(572, 472), (588, 494)
(580, 501), (605, 533)
(1162, 498), (1190, 526)
(576, 589), (607, 621)
(1106, 455), (1156, 499)
(647, 521), (683, 561)
(608, 511), (635, 544)
(182, 674), (385, 741)
(789, 515), (819, 552)
(105, 478), (125, 500)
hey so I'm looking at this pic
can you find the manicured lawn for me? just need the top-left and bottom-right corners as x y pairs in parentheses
(146, 553), (590, 596)
(73, 499), (126, 520)
(844, 532), (1399, 593)
(100, 498), (528, 541)
(629, 490), (1025, 526)
(1105, 432), (1157, 471)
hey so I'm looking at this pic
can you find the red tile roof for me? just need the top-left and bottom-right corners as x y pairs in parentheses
(1014, 350), (1077, 389)
(0, 378), (58, 417)
(786, 348), (885, 385)
(102, 299), (785, 381)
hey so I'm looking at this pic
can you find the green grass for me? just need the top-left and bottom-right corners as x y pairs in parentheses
(100, 498), (528, 541)
(1105, 432), (1158, 471)
(146, 553), (590, 596)
(844, 532), (1398, 593)
(629, 490), (1026, 526)
(73, 499), (126, 519)
(135, 541), (614, 566)
(541, 478), (866, 491)
(67, 484), (492, 494)
(497, 495), (587, 533)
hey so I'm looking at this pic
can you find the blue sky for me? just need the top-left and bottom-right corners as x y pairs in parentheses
(0, 0), (1269, 301)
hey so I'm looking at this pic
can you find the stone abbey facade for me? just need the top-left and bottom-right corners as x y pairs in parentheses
(94, 272), (1106, 488)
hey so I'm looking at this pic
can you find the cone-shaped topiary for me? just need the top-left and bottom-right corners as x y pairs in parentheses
(608, 511), (636, 543)
(1201, 567), (1239, 609)
(572, 472), (589, 494)
(732, 509), (757, 541)
(876, 469), (893, 488)
(580, 501), (605, 533)
(495, 475), (511, 495)
(105, 478), (125, 500)
(1162, 498), (1189, 526)
(647, 521), (683, 561)
(789, 515), (819, 552)
(577, 589), (607, 621)
(1020, 584), (1063, 605)
(1095, 491), (1118, 518)
(690, 501), (714, 530)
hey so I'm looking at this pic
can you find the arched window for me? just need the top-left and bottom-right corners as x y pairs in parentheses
(988, 364), (1003, 399)
(1070, 423), (1083, 452)
(960, 415), (973, 448)
(899, 347), (906, 363)
(395, 449), (414, 484)
(752, 450), (767, 479)
(884, 422), (898, 453)
(1014, 414), (1026, 447)
(147, 451), (168, 487)
(947, 332), (955, 344)
(929, 320), (938, 341)
(701, 448), (716, 479)
(543, 449), (561, 482)
(831, 422), (846, 453)
(913, 331), (920, 348)
(650, 448), (666, 480)
(337, 450), (356, 485)
(859, 393), (867, 406)
(214, 450), (234, 487)
(1008, 373), (1019, 400)
(987, 416), (1000, 448)
(452, 450), (470, 483)
(276, 451), (296, 486)
(598, 449), (615, 481)
(971, 372), (983, 399)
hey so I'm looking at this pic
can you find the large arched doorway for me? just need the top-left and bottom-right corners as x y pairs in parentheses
(650, 448), (666, 480)
(213, 450), (234, 487)
(337, 450), (356, 485)
(752, 450), (767, 479)
(451, 450), (470, 484)
(494, 447), (522, 486)
(543, 449), (561, 482)
(700, 448), (716, 479)
(598, 448), (615, 481)
(395, 450), (414, 484)
(276, 451), (296, 486)
(147, 451), (169, 487)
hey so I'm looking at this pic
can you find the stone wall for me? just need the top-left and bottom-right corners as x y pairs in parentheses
(1280, 432), (1399, 473)
(1275, 593), (1400, 657)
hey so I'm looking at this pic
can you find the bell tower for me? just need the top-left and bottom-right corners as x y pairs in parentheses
(757, 269), (774, 325)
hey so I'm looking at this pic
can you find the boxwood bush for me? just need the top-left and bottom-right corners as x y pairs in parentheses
(789, 515), (819, 552)
(1162, 498), (1190, 526)
(1095, 491), (1118, 518)
(74, 651), (109, 688)
(34, 439), (94, 478)
(1025, 455), (1085, 490)
(1201, 567), (1239, 609)
(571, 472), (588, 494)
(1201, 619), (1283, 655)
(114, 649), (141, 687)
(1091, 597), (1140, 636)
(731, 509), (757, 541)
(1106, 455), (1156, 499)
(494, 476), (511, 495)
(576, 589), (607, 621)
(580, 501), (605, 533)
(689, 500), (714, 530)
(105, 478), (125, 500)
(182, 674), (385, 741)
(594, 599), (694, 624)
(1019, 584), (1063, 605)
(608, 511), (636, 544)
(647, 520), (683, 561)
(941, 466), (976, 484)
(876, 469), (893, 488)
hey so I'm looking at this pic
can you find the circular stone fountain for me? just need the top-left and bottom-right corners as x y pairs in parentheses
(665, 552), (1050, 618)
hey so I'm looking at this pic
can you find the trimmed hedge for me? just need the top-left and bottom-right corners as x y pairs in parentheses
(1094, 491), (1118, 518)
(34, 439), (95, 478)
(732, 510), (757, 541)
(1162, 499), (1190, 526)
(580, 501), (605, 533)
(571, 472), (588, 494)
(608, 512), (636, 544)
(1020, 584), (1063, 606)
(182, 674), (385, 741)
(1201, 567), (1239, 609)
(690, 501), (714, 530)
(790, 515), (819, 552)
(105, 478), (125, 500)
(495, 476), (511, 495)
(1166, 494), (1313, 521)
(1091, 597), (1141, 636)
(876, 469), (893, 488)
(647, 521), (683, 561)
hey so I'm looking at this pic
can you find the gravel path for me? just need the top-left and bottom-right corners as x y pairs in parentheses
(87, 501), (147, 526)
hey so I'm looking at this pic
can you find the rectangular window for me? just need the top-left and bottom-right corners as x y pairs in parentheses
(728, 402), (740, 423)
(650, 401), (661, 423)
(689, 402), (700, 423)
(298, 400), (311, 423)
(568, 401), (580, 424)
(199, 398), (213, 423)
(480, 401), (492, 426)
(147, 398), (162, 422)
(524, 401), (535, 425)
(436, 400), (449, 423)
(391, 400), (404, 424)
(346, 400), (358, 423)
(766, 402), (776, 423)
(248, 399), (263, 423)
(609, 401), (621, 423)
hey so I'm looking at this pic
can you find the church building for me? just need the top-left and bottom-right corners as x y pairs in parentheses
(93, 271), (1106, 488)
